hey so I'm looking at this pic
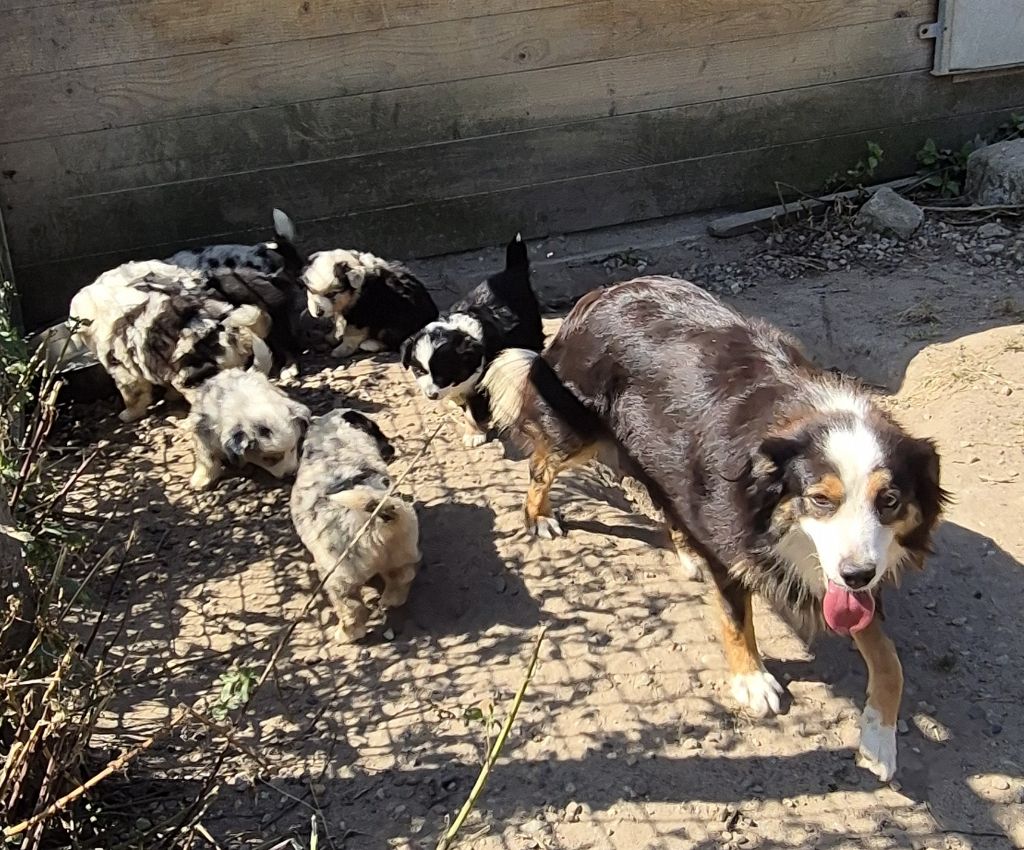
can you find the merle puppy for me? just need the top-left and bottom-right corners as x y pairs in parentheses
(168, 209), (305, 378)
(400, 234), (544, 446)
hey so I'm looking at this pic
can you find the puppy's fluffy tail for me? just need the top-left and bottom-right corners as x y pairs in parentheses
(328, 490), (410, 524)
(271, 208), (305, 274)
(223, 305), (274, 374)
(505, 232), (529, 271)
(481, 348), (605, 441)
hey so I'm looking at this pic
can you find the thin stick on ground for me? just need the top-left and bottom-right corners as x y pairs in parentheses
(436, 625), (548, 850)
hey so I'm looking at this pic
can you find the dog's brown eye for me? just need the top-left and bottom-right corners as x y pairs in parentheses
(878, 490), (901, 514)
(807, 493), (834, 510)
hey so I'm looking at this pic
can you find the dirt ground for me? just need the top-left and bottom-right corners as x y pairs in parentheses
(56, 210), (1024, 850)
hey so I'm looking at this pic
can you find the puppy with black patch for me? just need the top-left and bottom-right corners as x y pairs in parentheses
(168, 209), (305, 378)
(483, 276), (947, 782)
(185, 368), (311, 490)
(301, 249), (438, 359)
(70, 263), (272, 422)
(290, 409), (420, 642)
(400, 234), (544, 446)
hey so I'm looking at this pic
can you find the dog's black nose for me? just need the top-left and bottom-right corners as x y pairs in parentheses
(425, 389), (439, 400)
(839, 560), (876, 590)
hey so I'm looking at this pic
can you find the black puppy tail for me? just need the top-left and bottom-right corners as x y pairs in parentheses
(480, 348), (605, 442)
(505, 232), (529, 271)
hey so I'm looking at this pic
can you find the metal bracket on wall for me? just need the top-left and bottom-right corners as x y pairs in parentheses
(918, 22), (942, 40)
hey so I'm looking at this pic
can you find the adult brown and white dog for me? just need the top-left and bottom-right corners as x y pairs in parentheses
(481, 276), (947, 782)
(70, 261), (273, 421)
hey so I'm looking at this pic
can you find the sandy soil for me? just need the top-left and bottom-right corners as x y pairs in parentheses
(56, 215), (1024, 850)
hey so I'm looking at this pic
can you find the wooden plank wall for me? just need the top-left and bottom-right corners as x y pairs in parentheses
(2, 0), (1023, 328)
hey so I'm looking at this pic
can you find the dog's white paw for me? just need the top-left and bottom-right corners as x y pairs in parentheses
(676, 549), (705, 581)
(279, 363), (300, 382)
(730, 669), (784, 718)
(857, 706), (897, 782)
(528, 514), (564, 540)
(462, 431), (488, 448)
(358, 338), (386, 353)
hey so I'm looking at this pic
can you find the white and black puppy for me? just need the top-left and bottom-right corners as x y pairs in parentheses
(400, 234), (544, 446)
(168, 209), (305, 378)
(290, 409), (420, 642)
(301, 249), (438, 359)
(69, 262), (272, 422)
(184, 369), (311, 490)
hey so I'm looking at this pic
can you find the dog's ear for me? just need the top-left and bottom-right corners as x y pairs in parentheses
(454, 333), (485, 361)
(289, 400), (312, 427)
(899, 435), (949, 563)
(341, 410), (396, 462)
(399, 334), (416, 369)
(748, 431), (810, 534)
(224, 428), (254, 461)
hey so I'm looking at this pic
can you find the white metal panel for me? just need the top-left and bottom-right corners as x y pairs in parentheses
(932, 0), (1024, 74)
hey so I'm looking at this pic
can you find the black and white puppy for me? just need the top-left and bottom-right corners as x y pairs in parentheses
(400, 234), (544, 446)
(301, 249), (438, 359)
(167, 209), (305, 378)
(185, 368), (311, 490)
(290, 409), (420, 642)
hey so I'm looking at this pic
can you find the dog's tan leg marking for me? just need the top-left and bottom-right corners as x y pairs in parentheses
(332, 326), (369, 359)
(669, 524), (705, 581)
(380, 564), (417, 608)
(714, 582), (784, 717)
(853, 618), (902, 781)
(117, 379), (154, 422)
(524, 441), (596, 539)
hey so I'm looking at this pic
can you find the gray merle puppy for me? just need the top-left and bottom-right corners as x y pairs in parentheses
(290, 409), (420, 641)
(185, 368), (311, 490)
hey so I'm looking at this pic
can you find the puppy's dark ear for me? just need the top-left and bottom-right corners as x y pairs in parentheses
(400, 335), (416, 369)
(224, 428), (253, 461)
(454, 333), (485, 360)
(342, 410), (396, 462)
(748, 431), (809, 534)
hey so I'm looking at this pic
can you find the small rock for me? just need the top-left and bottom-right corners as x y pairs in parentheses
(993, 777), (1010, 791)
(897, 719), (909, 734)
(855, 188), (924, 239)
(967, 138), (1024, 205)
(977, 222), (1012, 240)
(564, 801), (583, 822)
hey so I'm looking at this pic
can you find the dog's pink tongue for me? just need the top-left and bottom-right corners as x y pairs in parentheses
(823, 582), (876, 635)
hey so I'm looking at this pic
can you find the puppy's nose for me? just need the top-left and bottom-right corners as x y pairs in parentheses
(424, 388), (439, 400)
(839, 559), (877, 590)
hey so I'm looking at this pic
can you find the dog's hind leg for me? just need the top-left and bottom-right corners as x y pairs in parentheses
(712, 574), (784, 718)
(852, 619), (902, 782)
(324, 580), (370, 642)
(380, 563), (417, 608)
(523, 438), (596, 539)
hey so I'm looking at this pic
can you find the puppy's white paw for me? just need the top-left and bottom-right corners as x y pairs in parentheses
(528, 514), (564, 540)
(279, 363), (300, 382)
(857, 706), (897, 782)
(462, 431), (488, 448)
(358, 338), (386, 353)
(189, 468), (219, 491)
(730, 669), (784, 718)
(676, 549), (705, 582)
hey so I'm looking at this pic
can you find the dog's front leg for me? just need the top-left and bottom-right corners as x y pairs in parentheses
(852, 618), (902, 782)
(332, 325), (369, 359)
(713, 577), (784, 718)
(116, 377), (154, 422)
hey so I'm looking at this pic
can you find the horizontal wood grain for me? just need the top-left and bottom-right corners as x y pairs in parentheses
(0, 4), (930, 141)
(0, 15), (930, 188)
(16, 106), (1012, 331)
(0, 0), (582, 75)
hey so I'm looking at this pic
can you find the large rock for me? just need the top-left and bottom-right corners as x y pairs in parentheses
(966, 138), (1024, 205)
(855, 187), (923, 239)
